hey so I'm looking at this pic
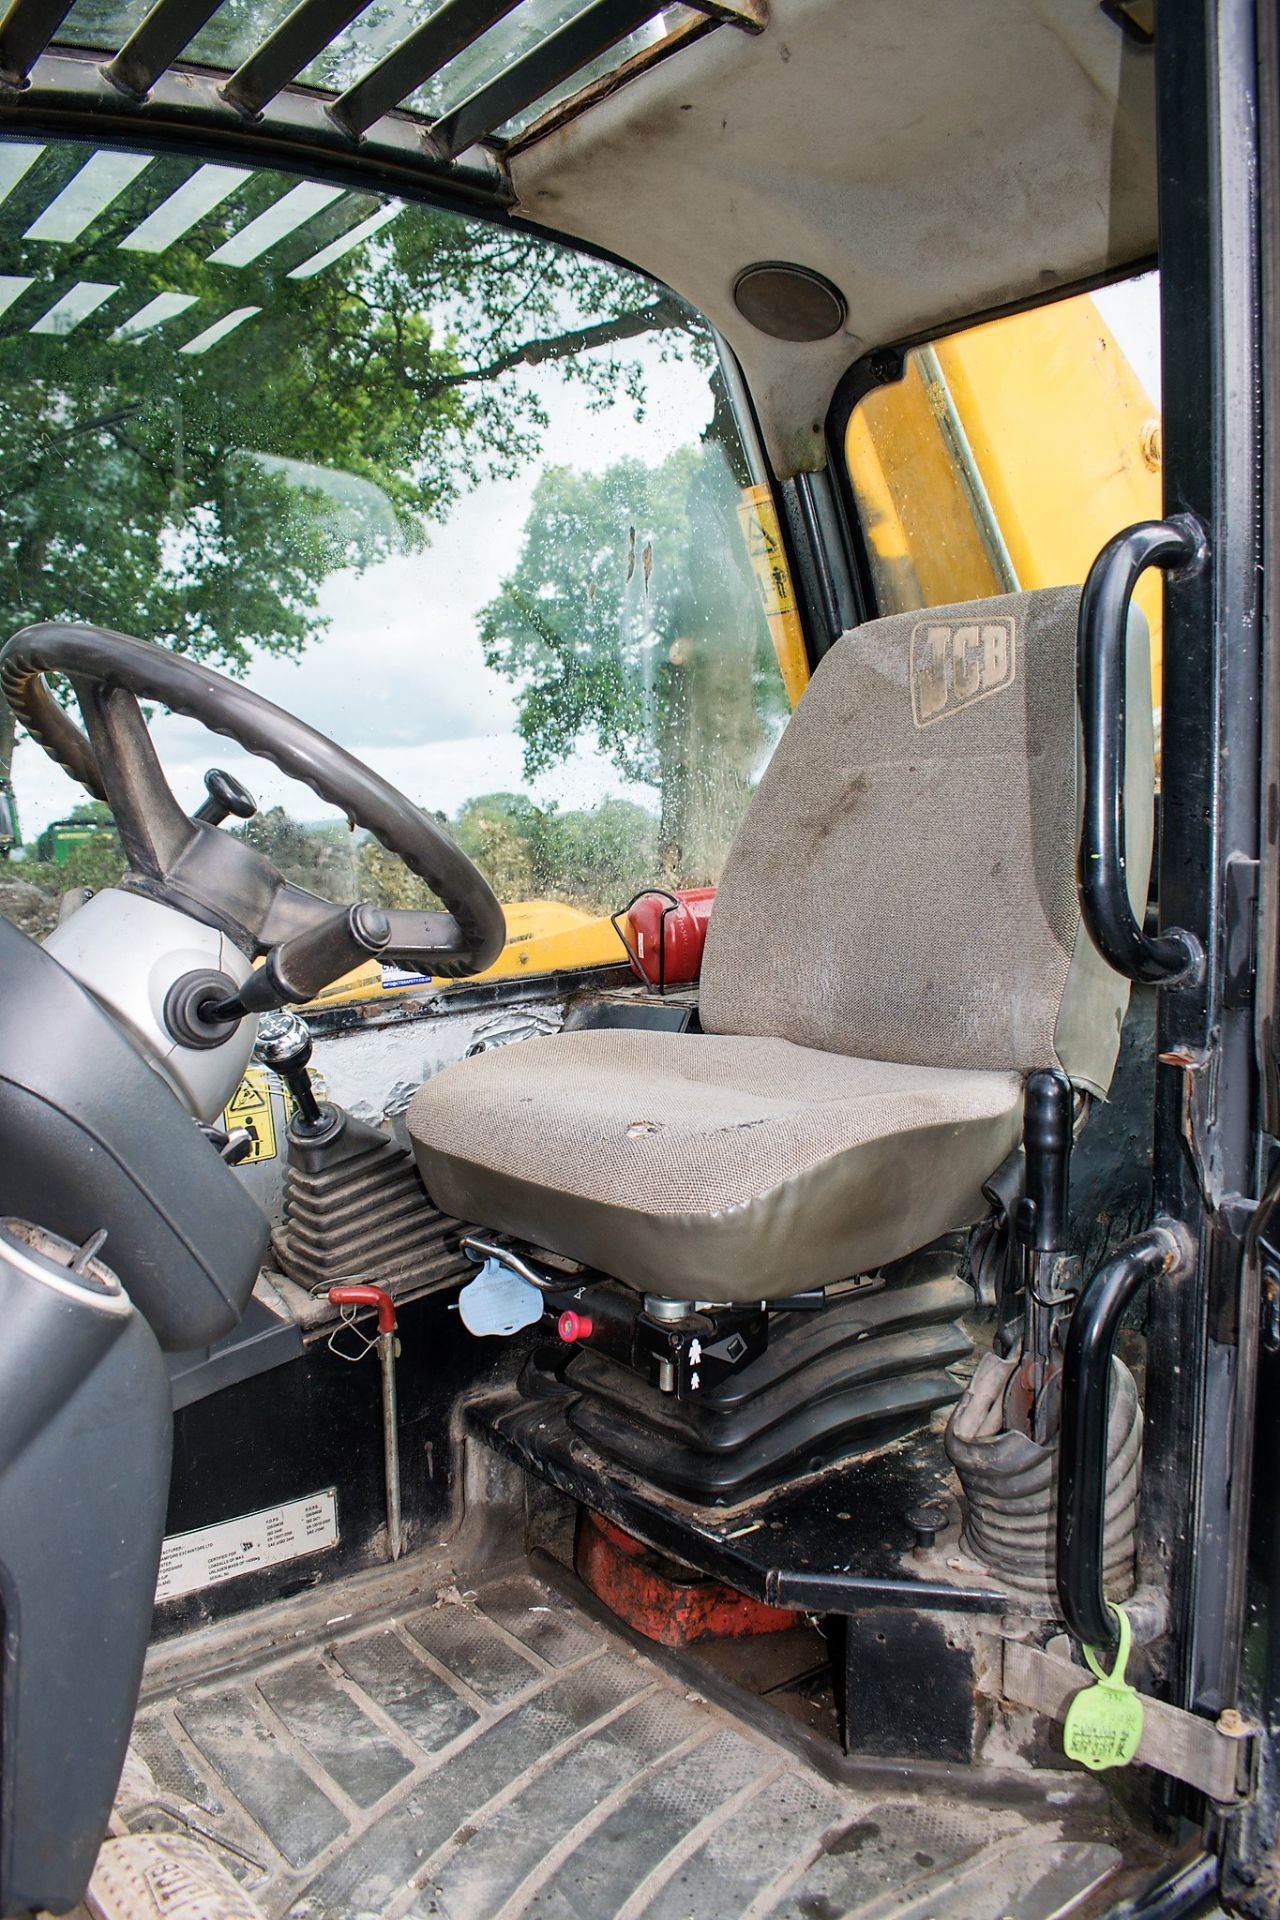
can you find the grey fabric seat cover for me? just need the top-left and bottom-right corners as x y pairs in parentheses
(410, 586), (1152, 1300)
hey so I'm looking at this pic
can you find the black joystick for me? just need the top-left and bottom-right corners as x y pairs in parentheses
(205, 903), (391, 1024)
(194, 766), (257, 826)
(254, 1009), (334, 1140)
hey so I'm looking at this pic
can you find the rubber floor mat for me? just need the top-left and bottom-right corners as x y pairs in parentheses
(112, 1563), (1130, 1920)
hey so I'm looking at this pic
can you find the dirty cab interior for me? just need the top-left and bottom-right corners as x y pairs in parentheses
(0, 1), (1272, 1917)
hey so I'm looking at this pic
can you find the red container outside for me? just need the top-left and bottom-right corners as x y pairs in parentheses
(614, 887), (715, 990)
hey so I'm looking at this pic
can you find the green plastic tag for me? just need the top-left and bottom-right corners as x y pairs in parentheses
(1062, 1603), (1145, 1771)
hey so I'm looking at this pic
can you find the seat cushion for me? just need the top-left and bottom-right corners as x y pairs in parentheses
(409, 1029), (1023, 1300)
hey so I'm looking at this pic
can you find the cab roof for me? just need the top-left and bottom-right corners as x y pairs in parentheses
(0, 0), (1157, 471)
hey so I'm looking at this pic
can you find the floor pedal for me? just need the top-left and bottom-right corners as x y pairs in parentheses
(85, 1835), (267, 1920)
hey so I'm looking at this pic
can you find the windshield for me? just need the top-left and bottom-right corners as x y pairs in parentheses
(0, 137), (795, 949)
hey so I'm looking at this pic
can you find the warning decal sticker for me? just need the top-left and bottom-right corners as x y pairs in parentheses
(156, 1490), (338, 1603)
(221, 1066), (277, 1163)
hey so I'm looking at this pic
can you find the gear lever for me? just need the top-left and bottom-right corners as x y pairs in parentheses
(255, 1010), (441, 1300)
(253, 1009), (331, 1139)
(1009, 1069), (1077, 1443)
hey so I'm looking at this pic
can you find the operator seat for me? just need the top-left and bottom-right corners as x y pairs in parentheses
(408, 587), (1152, 1301)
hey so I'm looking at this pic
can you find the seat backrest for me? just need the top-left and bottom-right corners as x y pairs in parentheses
(699, 586), (1152, 1098)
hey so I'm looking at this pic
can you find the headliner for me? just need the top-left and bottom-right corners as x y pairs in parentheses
(511, 0), (1158, 473)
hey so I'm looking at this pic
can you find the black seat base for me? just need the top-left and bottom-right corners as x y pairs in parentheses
(465, 1378), (1009, 1624)
(518, 1260), (974, 1503)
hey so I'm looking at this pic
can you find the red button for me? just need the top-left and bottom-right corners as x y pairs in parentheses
(558, 1311), (593, 1343)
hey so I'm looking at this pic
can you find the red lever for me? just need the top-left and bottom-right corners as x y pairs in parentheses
(329, 1284), (397, 1335)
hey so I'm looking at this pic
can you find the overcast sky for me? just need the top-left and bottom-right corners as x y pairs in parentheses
(11, 273), (1160, 841)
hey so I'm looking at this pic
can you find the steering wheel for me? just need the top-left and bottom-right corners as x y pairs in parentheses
(0, 623), (506, 982)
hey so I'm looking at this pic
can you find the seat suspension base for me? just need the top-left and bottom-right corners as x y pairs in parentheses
(526, 1250), (975, 1502)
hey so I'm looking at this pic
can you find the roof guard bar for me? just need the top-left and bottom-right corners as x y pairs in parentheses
(432, 0), (665, 159)
(328, 0), (523, 140)
(8, 0), (762, 160)
(103, 0), (225, 98)
(1078, 516), (1206, 986)
(226, 0), (754, 133)
(222, 0), (367, 118)
(0, 0), (78, 87)
(685, 0), (769, 26)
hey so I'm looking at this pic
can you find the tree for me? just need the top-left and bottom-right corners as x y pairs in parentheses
(451, 794), (538, 903)
(479, 441), (786, 882)
(235, 806), (360, 899)
(528, 798), (658, 909)
(0, 138), (701, 812)
(449, 791), (658, 911)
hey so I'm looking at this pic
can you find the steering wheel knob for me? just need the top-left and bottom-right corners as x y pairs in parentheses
(195, 766), (257, 827)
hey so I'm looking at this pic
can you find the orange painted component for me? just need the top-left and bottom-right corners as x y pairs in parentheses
(574, 1509), (799, 1648)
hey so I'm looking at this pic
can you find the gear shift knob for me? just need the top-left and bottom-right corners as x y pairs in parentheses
(254, 1007), (311, 1073)
(254, 1009), (326, 1133)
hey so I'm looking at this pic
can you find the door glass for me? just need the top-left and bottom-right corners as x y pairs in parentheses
(0, 137), (798, 956)
(844, 274), (1163, 718)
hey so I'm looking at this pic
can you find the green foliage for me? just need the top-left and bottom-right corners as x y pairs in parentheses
(237, 791), (661, 919)
(480, 453), (699, 784)
(356, 836), (445, 914)
(479, 444), (788, 881)
(22, 821), (125, 895)
(354, 789), (659, 915)
(235, 805), (361, 899)
(48, 833), (127, 895)
(451, 794), (537, 903)
(0, 138), (701, 792)
(451, 791), (657, 909)
(9, 781), (660, 938)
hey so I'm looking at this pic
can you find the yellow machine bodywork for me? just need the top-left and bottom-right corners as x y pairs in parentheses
(304, 898), (625, 1011)
(846, 289), (1164, 701)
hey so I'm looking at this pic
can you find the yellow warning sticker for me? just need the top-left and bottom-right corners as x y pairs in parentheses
(737, 483), (810, 708)
(222, 1067), (277, 1163)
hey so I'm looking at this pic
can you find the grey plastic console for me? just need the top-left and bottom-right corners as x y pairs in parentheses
(0, 1219), (172, 1917)
(0, 915), (268, 1349)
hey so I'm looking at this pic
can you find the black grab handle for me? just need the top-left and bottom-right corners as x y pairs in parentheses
(1056, 1221), (1191, 1647)
(1078, 517), (1204, 985)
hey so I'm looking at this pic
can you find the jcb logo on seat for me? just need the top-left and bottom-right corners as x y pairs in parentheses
(910, 618), (1016, 728)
